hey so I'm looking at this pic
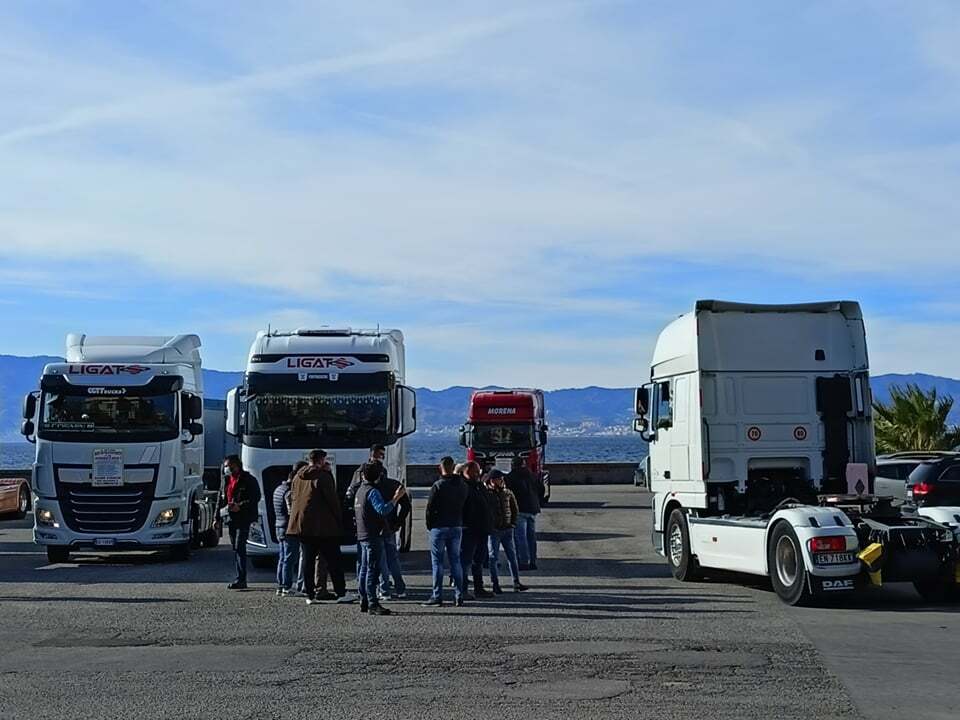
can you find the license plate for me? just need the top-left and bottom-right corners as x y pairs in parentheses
(94, 538), (116, 548)
(813, 552), (856, 565)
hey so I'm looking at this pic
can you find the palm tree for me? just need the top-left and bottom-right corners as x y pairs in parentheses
(873, 384), (960, 453)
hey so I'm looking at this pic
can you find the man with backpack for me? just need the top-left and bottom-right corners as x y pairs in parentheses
(354, 462), (407, 616)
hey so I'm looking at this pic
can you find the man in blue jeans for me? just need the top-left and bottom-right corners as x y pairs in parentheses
(355, 463), (407, 616)
(422, 457), (469, 607)
(273, 461), (307, 595)
(507, 456), (541, 570)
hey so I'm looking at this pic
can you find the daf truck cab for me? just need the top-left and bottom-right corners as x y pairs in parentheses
(634, 301), (960, 605)
(226, 328), (417, 561)
(21, 335), (220, 563)
(459, 389), (550, 503)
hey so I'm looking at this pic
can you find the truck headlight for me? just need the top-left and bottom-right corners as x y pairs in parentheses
(152, 508), (180, 527)
(37, 508), (58, 527)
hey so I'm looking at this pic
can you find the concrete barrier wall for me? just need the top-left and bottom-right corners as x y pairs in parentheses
(2, 464), (637, 487)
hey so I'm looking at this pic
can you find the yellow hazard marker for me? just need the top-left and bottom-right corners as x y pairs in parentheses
(859, 543), (884, 586)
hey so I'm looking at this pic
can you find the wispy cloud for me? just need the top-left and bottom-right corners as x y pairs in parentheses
(0, 1), (958, 386)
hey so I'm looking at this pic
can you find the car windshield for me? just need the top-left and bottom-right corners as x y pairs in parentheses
(41, 392), (179, 436)
(248, 392), (391, 435)
(472, 423), (535, 450)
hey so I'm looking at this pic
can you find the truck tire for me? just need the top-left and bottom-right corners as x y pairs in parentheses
(768, 523), (811, 606)
(47, 546), (70, 564)
(913, 579), (960, 604)
(399, 510), (413, 553)
(14, 486), (30, 519)
(200, 527), (220, 548)
(665, 509), (700, 581)
(170, 543), (191, 561)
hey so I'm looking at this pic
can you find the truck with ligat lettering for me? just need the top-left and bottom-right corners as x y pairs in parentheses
(21, 335), (219, 563)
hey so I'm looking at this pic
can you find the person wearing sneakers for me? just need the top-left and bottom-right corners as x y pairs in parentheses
(287, 450), (351, 605)
(485, 469), (528, 594)
(423, 456), (469, 607)
(355, 462), (407, 616)
(273, 461), (306, 596)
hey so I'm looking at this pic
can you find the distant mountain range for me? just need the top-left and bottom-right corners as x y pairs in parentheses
(1, 355), (957, 441)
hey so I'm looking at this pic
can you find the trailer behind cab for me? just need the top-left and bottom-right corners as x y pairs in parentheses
(634, 301), (960, 605)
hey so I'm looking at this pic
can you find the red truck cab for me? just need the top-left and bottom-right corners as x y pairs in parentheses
(459, 389), (550, 503)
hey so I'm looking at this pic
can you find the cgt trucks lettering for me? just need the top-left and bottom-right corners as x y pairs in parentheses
(286, 357), (355, 370)
(68, 364), (150, 376)
(87, 387), (128, 396)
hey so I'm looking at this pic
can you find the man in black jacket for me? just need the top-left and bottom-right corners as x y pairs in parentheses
(422, 456), (469, 607)
(222, 455), (261, 590)
(459, 461), (496, 599)
(507, 457), (541, 570)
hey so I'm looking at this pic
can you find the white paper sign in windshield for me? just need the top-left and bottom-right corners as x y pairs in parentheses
(92, 449), (124, 487)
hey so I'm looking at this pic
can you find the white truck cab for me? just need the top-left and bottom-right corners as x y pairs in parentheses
(22, 335), (220, 563)
(226, 328), (417, 561)
(635, 301), (960, 605)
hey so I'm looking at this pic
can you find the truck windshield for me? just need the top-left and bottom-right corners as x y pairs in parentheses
(472, 423), (535, 450)
(248, 392), (391, 437)
(39, 392), (179, 440)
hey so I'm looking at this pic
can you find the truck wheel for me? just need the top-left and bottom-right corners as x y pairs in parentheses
(188, 511), (202, 550)
(913, 579), (960, 604)
(47, 546), (70, 564)
(665, 509), (700, 581)
(14, 486), (30, 519)
(768, 523), (811, 606)
(200, 527), (220, 548)
(170, 543), (191, 561)
(399, 511), (413, 553)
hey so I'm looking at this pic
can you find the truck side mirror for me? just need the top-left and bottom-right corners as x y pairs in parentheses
(188, 422), (204, 437)
(538, 429), (548, 446)
(22, 392), (37, 420)
(396, 385), (417, 437)
(21, 419), (36, 441)
(632, 418), (648, 433)
(188, 395), (204, 420)
(458, 426), (468, 447)
(635, 387), (649, 415)
(225, 387), (240, 437)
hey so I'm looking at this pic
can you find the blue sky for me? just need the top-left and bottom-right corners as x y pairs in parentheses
(0, 1), (957, 388)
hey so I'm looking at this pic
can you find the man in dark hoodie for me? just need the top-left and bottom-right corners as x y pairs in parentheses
(223, 455), (261, 590)
(422, 456), (469, 607)
(459, 461), (496, 600)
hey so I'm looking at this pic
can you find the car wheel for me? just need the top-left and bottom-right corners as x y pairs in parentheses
(768, 523), (811, 606)
(665, 509), (700, 581)
(14, 486), (30, 519)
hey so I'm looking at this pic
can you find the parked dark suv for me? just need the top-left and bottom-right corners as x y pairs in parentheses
(875, 452), (952, 502)
(904, 453), (960, 507)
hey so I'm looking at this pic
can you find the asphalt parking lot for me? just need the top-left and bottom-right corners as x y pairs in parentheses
(1, 485), (958, 720)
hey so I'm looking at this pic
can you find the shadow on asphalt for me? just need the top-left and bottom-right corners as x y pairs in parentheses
(0, 595), (188, 604)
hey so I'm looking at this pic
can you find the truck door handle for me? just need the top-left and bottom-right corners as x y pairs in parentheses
(664, 471), (671, 479)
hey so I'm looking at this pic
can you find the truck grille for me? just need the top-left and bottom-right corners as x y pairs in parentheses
(56, 481), (156, 534)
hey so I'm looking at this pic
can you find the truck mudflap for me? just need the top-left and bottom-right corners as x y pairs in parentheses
(808, 574), (860, 595)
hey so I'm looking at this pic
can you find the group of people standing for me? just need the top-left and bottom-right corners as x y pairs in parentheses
(424, 455), (542, 606)
(220, 446), (543, 613)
